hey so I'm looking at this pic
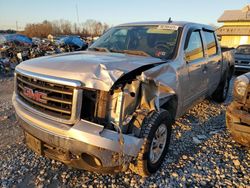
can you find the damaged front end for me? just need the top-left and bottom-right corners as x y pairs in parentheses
(13, 79), (144, 173)
(13, 49), (180, 174)
(13, 58), (179, 174)
(76, 61), (179, 170)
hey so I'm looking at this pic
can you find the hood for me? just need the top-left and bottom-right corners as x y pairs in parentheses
(16, 51), (164, 91)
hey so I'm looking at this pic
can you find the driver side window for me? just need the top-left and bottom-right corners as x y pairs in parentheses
(185, 31), (204, 62)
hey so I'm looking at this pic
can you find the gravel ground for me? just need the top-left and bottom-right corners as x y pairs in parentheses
(0, 77), (249, 188)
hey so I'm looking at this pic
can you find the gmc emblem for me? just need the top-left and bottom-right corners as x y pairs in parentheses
(23, 87), (47, 104)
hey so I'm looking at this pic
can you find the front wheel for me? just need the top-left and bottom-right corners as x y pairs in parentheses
(130, 110), (172, 177)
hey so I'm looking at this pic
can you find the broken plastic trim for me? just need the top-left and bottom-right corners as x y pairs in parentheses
(110, 61), (167, 92)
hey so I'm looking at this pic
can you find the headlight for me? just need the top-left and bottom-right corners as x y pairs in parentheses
(234, 75), (249, 100)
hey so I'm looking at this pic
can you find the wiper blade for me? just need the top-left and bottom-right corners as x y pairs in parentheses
(110, 49), (151, 57)
(124, 50), (151, 57)
(88, 47), (110, 52)
(89, 47), (151, 57)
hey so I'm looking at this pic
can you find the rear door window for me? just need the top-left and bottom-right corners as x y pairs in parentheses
(203, 31), (217, 57)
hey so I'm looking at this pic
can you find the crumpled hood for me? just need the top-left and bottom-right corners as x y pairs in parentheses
(16, 51), (164, 91)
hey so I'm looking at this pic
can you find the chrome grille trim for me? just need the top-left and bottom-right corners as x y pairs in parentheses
(15, 69), (81, 87)
(15, 68), (82, 124)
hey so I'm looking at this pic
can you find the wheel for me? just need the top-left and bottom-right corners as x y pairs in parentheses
(212, 73), (230, 103)
(130, 110), (172, 176)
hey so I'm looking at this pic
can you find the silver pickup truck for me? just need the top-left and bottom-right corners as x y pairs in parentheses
(13, 21), (233, 176)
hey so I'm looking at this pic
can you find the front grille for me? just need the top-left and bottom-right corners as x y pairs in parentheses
(16, 73), (74, 120)
(235, 60), (250, 65)
(241, 61), (250, 65)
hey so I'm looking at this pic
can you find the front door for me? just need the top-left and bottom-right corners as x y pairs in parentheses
(183, 30), (208, 109)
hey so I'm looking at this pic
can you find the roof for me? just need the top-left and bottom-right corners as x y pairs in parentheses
(216, 25), (250, 36)
(118, 21), (190, 27)
(117, 21), (214, 30)
(218, 5), (250, 22)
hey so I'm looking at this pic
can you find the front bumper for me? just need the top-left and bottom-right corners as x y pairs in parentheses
(235, 64), (250, 72)
(13, 93), (143, 173)
(226, 102), (250, 147)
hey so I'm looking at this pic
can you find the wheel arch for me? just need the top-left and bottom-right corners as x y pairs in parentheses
(160, 94), (178, 121)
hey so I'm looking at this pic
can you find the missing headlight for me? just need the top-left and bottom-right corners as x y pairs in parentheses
(81, 89), (109, 125)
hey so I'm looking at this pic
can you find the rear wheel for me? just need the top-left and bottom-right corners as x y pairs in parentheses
(212, 73), (230, 103)
(130, 110), (172, 176)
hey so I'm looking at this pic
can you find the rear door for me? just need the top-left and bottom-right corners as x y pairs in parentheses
(183, 29), (208, 108)
(202, 29), (221, 94)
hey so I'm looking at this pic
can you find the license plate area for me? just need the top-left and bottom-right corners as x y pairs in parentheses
(25, 132), (42, 155)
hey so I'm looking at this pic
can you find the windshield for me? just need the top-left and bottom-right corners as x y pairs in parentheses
(89, 25), (180, 59)
(236, 45), (250, 55)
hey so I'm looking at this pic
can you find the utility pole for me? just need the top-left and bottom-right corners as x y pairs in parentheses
(16, 21), (18, 31)
(76, 4), (79, 24)
(75, 3), (80, 34)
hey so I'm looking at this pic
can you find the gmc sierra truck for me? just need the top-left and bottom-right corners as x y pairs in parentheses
(13, 21), (233, 176)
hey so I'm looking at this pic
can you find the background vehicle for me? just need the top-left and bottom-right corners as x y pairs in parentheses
(234, 44), (250, 72)
(226, 72), (250, 147)
(56, 36), (88, 52)
(13, 21), (233, 176)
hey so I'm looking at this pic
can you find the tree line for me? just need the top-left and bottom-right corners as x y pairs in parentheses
(0, 29), (16, 34)
(21, 19), (110, 38)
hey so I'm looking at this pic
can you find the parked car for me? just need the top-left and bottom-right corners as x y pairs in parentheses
(13, 21), (234, 176)
(226, 73), (250, 147)
(234, 44), (250, 72)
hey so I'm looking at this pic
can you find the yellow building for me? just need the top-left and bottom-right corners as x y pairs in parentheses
(217, 5), (250, 48)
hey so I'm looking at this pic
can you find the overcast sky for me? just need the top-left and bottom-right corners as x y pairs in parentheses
(0, 0), (249, 30)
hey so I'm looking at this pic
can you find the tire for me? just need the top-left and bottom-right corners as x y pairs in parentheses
(130, 110), (172, 177)
(212, 73), (230, 103)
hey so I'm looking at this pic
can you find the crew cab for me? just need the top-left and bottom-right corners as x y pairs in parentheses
(13, 21), (233, 176)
